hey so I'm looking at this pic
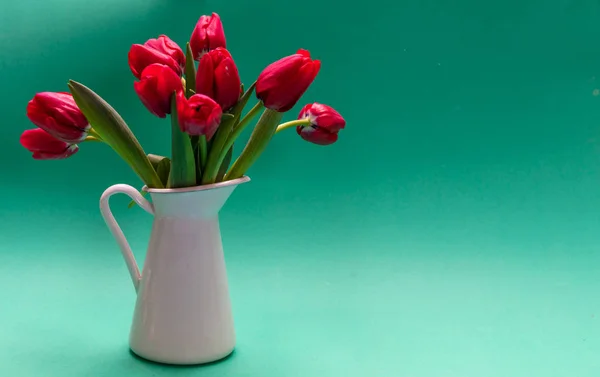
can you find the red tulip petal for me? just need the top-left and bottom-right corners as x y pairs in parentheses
(301, 103), (345, 132)
(196, 53), (215, 99)
(128, 44), (182, 79)
(256, 51), (319, 112)
(177, 93), (222, 138)
(145, 35), (185, 69)
(26, 92), (89, 143)
(134, 77), (166, 118)
(190, 13), (226, 60)
(20, 128), (79, 159)
(213, 56), (241, 110)
(296, 48), (311, 57)
(297, 126), (338, 145)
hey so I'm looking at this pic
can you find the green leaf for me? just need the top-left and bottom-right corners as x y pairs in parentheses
(148, 153), (167, 167)
(127, 190), (149, 209)
(184, 43), (196, 99)
(226, 108), (283, 180)
(199, 135), (208, 171)
(147, 154), (171, 186)
(190, 135), (200, 180)
(168, 93), (196, 188)
(156, 157), (171, 185)
(68, 80), (163, 188)
(216, 145), (233, 182)
(128, 155), (171, 208)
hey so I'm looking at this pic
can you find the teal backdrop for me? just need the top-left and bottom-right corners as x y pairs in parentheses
(1, 0), (600, 376)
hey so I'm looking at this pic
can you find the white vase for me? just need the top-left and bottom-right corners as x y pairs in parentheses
(99, 176), (250, 365)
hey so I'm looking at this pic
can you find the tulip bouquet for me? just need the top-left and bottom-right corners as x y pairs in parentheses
(20, 13), (345, 193)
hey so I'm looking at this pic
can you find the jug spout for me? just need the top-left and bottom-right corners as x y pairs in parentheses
(145, 176), (250, 218)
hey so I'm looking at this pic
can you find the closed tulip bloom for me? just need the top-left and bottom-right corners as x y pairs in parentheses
(196, 47), (241, 110)
(20, 128), (79, 160)
(176, 92), (222, 140)
(190, 12), (226, 60)
(256, 49), (321, 112)
(296, 103), (345, 145)
(26, 92), (90, 143)
(134, 63), (184, 118)
(128, 35), (185, 79)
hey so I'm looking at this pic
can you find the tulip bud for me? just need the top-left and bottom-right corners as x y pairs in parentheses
(176, 92), (222, 140)
(20, 128), (79, 160)
(296, 103), (345, 145)
(256, 49), (321, 112)
(128, 35), (185, 79)
(196, 47), (241, 111)
(26, 92), (90, 143)
(190, 12), (226, 60)
(134, 63), (184, 118)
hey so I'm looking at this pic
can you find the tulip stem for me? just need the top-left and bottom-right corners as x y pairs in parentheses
(202, 102), (263, 183)
(168, 93), (196, 188)
(221, 102), (264, 153)
(233, 102), (264, 134)
(275, 119), (312, 134)
(226, 108), (283, 180)
(201, 114), (237, 184)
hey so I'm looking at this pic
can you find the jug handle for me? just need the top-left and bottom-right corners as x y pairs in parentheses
(99, 184), (154, 292)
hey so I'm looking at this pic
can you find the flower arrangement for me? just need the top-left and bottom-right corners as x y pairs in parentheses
(20, 12), (346, 192)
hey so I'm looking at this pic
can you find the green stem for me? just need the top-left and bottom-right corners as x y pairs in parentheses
(190, 135), (199, 170)
(168, 93), (196, 188)
(184, 43), (196, 99)
(201, 116), (236, 184)
(225, 108), (283, 180)
(191, 136), (202, 183)
(211, 102), (264, 173)
(185, 43), (200, 182)
(233, 102), (264, 134)
(275, 119), (312, 134)
(200, 102), (264, 184)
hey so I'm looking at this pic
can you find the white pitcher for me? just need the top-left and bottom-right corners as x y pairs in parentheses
(99, 176), (250, 365)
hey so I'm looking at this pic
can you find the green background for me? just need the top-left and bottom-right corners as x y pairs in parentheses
(1, 0), (600, 375)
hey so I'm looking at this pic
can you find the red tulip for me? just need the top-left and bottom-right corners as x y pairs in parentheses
(134, 63), (184, 118)
(190, 13), (226, 60)
(296, 103), (345, 145)
(176, 92), (222, 139)
(256, 49), (321, 112)
(128, 35), (185, 79)
(196, 47), (241, 111)
(26, 92), (90, 143)
(20, 128), (79, 160)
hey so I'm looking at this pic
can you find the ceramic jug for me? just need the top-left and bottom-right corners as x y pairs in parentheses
(99, 176), (250, 365)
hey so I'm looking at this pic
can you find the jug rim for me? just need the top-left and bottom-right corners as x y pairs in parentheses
(142, 176), (250, 194)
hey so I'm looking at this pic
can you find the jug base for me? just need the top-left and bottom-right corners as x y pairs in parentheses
(129, 345), (235, 366)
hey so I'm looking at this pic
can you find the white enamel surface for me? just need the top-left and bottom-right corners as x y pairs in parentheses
(100, 184), (154, 292)
(99, 177), (249, 365)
